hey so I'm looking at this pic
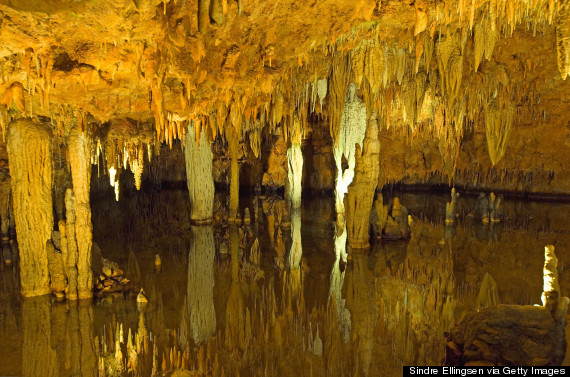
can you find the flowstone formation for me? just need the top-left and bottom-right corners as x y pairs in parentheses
(6, 118), (53, 297)
(345, 110), (380, 249)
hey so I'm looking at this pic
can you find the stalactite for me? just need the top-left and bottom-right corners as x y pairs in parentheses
(344, 110), (380, 249)
(185, 124), (214, 224)
(556, 0), (570, 79)
(485, 99), (514, 166)
(68, 125), (93, 299)
(7, 118), (53, 297)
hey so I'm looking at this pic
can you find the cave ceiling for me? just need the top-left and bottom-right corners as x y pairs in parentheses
(0, 0), (568, 171)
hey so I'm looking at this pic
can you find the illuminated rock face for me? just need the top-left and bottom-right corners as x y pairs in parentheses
(7, 118), (53, 297)
(185, 127), (214, 224)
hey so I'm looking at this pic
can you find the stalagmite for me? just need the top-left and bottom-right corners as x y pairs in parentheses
(228, 127), (240, 222)
(445, 188), (459, 225)
(287, 115), (303, 210)
(333, 84), (367, 223)
(185, 125), (215, 224)
(0, 171), (11, 240)
(542, 245), (561, 309)
(68, 125), (93, 299)
(185, 226), (216, 344)
(345, 110), (380, 249)
(7, 118), (53, 297)
(64, 189), (79, 300)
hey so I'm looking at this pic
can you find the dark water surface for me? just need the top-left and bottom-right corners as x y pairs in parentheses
(1, 189), (570, 376)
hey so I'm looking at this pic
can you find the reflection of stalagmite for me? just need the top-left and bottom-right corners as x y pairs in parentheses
(185, 125), (214, 224)
(476, 273), (499, 309)
(225, 225), (245, 351)
(287, 209), (302, 270)
(68, 125), (93, 299)
(329, 226), (351, 342)
(333, 84), (367, 222)
(22, 297), (58, 377)
(7, 119), (53, 296)
(345, 110), (380, 249)
(186, 226), (216, 344)
(345, 251), (376, 377)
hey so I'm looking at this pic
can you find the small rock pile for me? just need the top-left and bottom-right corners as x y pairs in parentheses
(94, 259), (131, 296)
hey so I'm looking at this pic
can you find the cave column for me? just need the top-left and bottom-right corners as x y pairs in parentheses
(7, 118), (53, 297)
(228, 126), (239, 222)
(68, 126), (93, 299)
(345, 110), (380, 249)
(185, 123), (215, 224)
(287, 115), (303, 210)
(333, 84), (367, 225)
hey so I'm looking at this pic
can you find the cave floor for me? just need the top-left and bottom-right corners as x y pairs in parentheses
(1, 189), (570, 376)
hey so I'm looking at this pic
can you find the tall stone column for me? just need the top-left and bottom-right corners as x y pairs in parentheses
(185, 125), (215, 224)
(6, 118), (53, 297)
(345, 110), (380, 249)
(68, 126), (93, 299)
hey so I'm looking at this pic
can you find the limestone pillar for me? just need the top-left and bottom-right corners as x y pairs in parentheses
(185, 125), (215, 224)
(68, 126), (93, 299)
(186, 225), (216, 344)
(345, 110), (380, 249)
(7, 118), (53, 297)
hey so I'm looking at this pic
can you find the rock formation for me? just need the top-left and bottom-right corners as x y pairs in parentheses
(345, 110), (380, 249)
(68, 125), (94, 299)
(185, 126), (214, 224)
(6, 118), (53, 297)
(287, 115), (303, 210)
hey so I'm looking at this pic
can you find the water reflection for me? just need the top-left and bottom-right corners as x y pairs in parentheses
(22, 297), (96, 377)
(181, 225), (215, 346)
(1, 190), (570, 376)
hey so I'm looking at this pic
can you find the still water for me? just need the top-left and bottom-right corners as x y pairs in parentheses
(1, 189), (570, 376)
